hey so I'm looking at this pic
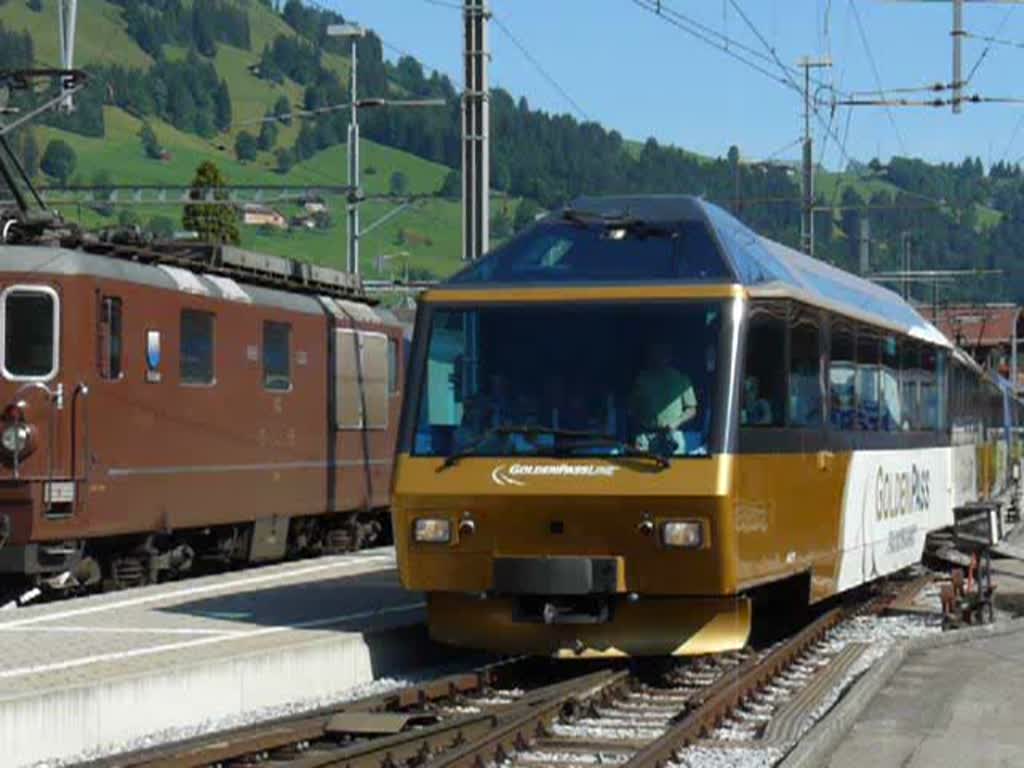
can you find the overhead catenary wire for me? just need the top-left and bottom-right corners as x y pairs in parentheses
(490, 13), (591, 122)
(629, 0), (801, 94)
(964, 3), (1018, 85)
(847, 0), (906, 156)
(725, 0), (801, 93)
(964, 30), (1024, 52)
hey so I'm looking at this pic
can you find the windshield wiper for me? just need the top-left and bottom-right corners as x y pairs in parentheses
(437, 425), (670, 471)
(560, 209), (675, 240)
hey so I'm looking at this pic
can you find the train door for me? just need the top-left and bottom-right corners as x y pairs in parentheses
(0, 281), (81, 518)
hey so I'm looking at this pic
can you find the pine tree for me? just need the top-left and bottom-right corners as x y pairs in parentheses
(182, 161), (239, 244)
(213, 80), (232, 133)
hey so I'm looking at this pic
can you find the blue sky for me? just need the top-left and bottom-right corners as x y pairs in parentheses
(326, 0), (1024, 169)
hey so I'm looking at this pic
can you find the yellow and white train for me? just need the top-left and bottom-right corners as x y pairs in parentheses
(392, 195), (1021, 657)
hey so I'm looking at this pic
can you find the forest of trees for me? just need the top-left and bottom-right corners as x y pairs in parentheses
(113, 0), (251, 58)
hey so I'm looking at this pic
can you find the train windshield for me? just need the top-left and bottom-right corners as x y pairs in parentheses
(412, 302), (724, 459)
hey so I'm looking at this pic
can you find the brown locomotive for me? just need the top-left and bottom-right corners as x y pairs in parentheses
(0, 238), (404, 595)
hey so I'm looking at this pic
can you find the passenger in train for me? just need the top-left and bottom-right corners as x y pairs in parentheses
(628, 341), (697, 456)
(789, 362), (821, 426)
(741, 376), (773, 426)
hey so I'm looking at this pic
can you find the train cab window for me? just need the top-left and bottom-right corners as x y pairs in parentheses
(829, 321), (855, 430)
(180, 309), (214, 385)
(742, 305), (786, 427)
(901, 342), (921, 430)
(788, 309), (822, 427)
(388, 337), (400, 395)
(2, 286), (59, 380)
(879, 336), (900, 432)
(856, 328), (880, 431)
(262, 321), (291, 391)
(98, 296), (123, 380)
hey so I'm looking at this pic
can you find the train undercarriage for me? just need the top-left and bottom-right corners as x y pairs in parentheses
(0, 509), (391, 605)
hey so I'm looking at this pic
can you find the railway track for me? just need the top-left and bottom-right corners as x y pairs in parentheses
(98, 574), (938, 768)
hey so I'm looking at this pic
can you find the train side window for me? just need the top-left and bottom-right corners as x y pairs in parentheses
(901, 341), (921, 430)
(880, 336), (900, 432)
(829, 320), (855, 430)
(262, 321), (291, 391)
(742, 305), (786, 427)
(98, 296), (123, 380)
(921, 346), (939, 430)
(935, 350), (948, 431)
(856, 327), (880, 431)
(180, 309), (215, 385)
(788, 309), (821, 427)
(388, 336), (400, 395)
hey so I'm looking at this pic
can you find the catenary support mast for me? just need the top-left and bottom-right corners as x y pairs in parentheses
(462, 0), (490, 261)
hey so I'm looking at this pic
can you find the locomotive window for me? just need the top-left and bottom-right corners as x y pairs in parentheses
(388, 337), (400, 395)
(2, 286), (58, 380)
(788, 309), (821, 427)
(742, 306), (785, 428)
(901, 342), (922, 430)
(829, 321), (855, 430)
(856, 327), (880, 431)
(180, 310), (214, 385)
(880, 336), (900, 431)
(263, 321), (291, 391)
(98, 296), (123, 380)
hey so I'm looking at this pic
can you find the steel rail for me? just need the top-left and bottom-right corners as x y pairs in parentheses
(623, 606), (848, 768)
(425, 669), (634, 768)
(106, 663), (622, 768)
(101, 668), (497, 768)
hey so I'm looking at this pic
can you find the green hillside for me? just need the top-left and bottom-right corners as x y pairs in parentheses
(4, 0), (468, 279)
(5, 0), (1024, 300)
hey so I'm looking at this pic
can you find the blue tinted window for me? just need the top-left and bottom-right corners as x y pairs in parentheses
(413, 302), (724, 459)
(448, 219), (731, 285)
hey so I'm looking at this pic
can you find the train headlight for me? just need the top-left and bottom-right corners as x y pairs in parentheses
(1, 423), (30, 456)
(414, 517), (452, 544)
(661, 520), (704, 548)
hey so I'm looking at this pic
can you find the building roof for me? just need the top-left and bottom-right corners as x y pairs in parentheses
(932, 304), (1023, 348)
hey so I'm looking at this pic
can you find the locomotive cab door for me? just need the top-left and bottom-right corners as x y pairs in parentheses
(0, 281), (81, 519)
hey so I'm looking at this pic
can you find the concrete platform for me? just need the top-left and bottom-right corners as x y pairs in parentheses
(791, 516), (1024, 768)
(824, 624), (1024, 768)
(0, 548), (438, 767)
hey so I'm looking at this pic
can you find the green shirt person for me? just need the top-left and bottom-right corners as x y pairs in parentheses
(629, 343), (697, 454)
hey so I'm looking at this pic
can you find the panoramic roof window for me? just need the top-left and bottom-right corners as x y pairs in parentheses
(448, 213), (732, 285)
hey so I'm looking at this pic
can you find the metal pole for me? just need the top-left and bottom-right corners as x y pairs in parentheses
(802, 61), (812, 256)
(799, 57), (830, 258)
(952, 0), (964, 115)
(1013, 308), (1021, 395)
(58, 0), (78, 112)
(462, 0), (490, 261)
(347, 37), (360, 275)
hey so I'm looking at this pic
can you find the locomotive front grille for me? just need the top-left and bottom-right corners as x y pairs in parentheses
(492, 556), (622, 595)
